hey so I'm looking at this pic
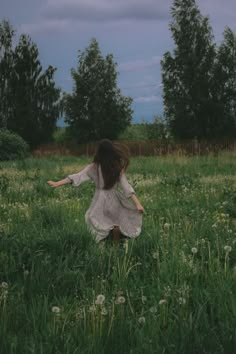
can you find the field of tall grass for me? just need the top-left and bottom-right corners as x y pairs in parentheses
(0, 153), (236, 353)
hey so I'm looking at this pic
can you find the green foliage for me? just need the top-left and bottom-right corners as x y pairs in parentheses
(52, 127), (73, 143)
(161, 0), (236, 139)
(144, 116), (170, 140)
(0, 154), (236, 352)
(118, 124), (149, 140)
(0, 129), (29, 161)
(64, 38), (133, 143)
(160, 173), (198, 188)
(0, 20), (61, 149)
(0, 20), (15, 129)
(118, 117), (170, 141)
(211, 28), (236, 137)
(223, 186), (236, 218)
(162, 0), (216, 139)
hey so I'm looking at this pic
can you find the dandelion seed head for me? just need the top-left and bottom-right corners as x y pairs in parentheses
(159, 299), (167, 305)
(224, 245), (232, 252)
(149, 306), (158, 313)
(52, 306), (60, 314)
(95, 294), (105, 305)
(1, 282), (8, 289)
(116, 296), (125, 304)
(138, 316), (146, 325)
(164, 223), (170, 231)
(152, 251), (159, 259)
(191, 247), (198, 254)
(178, 297), (186, 305)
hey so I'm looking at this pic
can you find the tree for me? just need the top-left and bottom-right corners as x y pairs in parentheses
(145, 115), (170, 140)
(0, 20), (14, 129)
(64, 38), (133, 143)
(9, 34), (61, 147)
(211, 28), (236, 137)
(0, 20), (61, 148)
(161, 0), (216, 139)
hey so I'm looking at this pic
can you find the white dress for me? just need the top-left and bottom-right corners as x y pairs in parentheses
(66, 163), (142, 242)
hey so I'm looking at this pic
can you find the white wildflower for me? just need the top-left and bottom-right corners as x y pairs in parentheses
(178, 297), (186, 305)
(149, 306), (157, 313)
(164, 223), (170, 231)
(138, 316), (146, 325)
(116, 296), (126, 304)
(52, 306), (60, 314)
(191, 247), (198, 254)
(159, 299), (167, 305)
(95, 294), (105, 305)
(152, 251), (159, 259)
(224, 245), (232, 253)
(1, 282), (8, 289)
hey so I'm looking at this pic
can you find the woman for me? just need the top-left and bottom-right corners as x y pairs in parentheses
(47, 139), (144, 243)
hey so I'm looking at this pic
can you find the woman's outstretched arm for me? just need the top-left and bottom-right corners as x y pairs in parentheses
(47, 163), (94, 188)
(47, 178), (71, 188)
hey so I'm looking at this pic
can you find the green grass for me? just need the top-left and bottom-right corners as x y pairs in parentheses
(0, 153), (236, 353)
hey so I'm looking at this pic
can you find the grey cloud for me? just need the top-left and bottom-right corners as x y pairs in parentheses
(20, 19), (70, 34)
(44, 0), (171, 22)
(134, 95), (161, 103)
(119, 56), (162, 72)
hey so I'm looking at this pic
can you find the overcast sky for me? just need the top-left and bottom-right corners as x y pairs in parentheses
(1, 0), (236, 125)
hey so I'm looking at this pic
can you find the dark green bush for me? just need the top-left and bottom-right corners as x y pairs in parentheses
(0, 129), (30, 161)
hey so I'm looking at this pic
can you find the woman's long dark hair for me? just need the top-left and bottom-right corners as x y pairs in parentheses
(93, 139), (130, 189)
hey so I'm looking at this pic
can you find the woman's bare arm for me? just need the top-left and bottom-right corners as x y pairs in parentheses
(131, 194), (144, 213)
(47, 178), (71, 188)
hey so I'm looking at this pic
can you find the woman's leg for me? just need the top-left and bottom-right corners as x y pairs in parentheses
(112, 226), (120, 243)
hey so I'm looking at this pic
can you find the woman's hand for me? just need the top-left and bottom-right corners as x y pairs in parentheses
(47, 180), (59, 188)
(136, 203), (144, 213)
(131, 194), (144, 214)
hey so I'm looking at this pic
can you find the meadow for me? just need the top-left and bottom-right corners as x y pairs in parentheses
(0, 153), (236, 354)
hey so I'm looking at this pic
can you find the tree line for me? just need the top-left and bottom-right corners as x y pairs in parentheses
(0, 0), (236, 150)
